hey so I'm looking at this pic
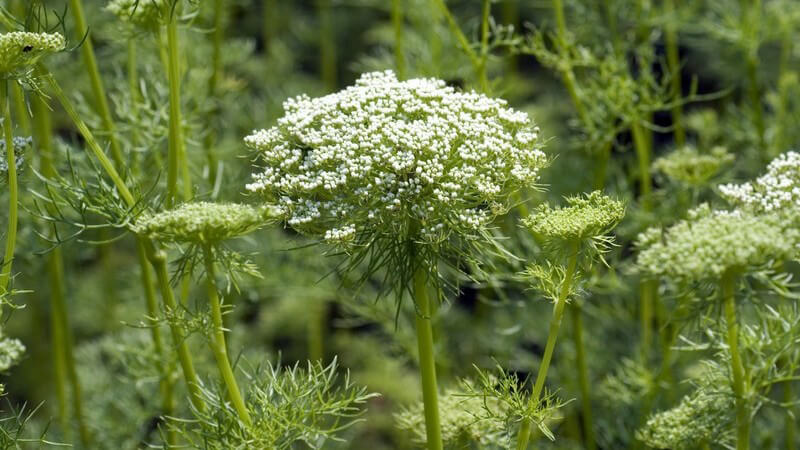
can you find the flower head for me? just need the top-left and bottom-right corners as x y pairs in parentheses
(106, 0), (166, 29)
(636, 204), (798, 283)
(0, 137), (31, 177)
(719, 151), (800, 213)
(0, 329), (24, 373)
(132, 202), (275, 244)
(0, 32), (65, 77)
(524, 191), (625, 243)
(653, 146), (733, 186)
(245, 70), (546, 263)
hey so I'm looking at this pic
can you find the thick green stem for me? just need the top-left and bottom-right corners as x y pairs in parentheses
(202, 245), (251, 426)
(0, 81), (17, 299)
(413, 267), (443, 450)
(318, 0), (337, 91)
(391, 0), (406, 79)
(631, 122), (652, 211)
(166, 18), (191, 207)
(148, 246), (206, 413)
(477, 0), (491, 93)
(787, 382), (796, 450)
(571, 304), (597, 450)
(664, 0), (684, 147)
(68, 0), (125, 169)
(204, 0), (223, 187)
(515, 245), (578, 450)
(262, 0), (277, 55)
(722, 272), (750, 450)
(741, 0), (765, 156)
(308, 298), (326, 362)
(135, 240), (175, 442)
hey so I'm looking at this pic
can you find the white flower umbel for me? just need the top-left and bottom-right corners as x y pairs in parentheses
(719, 151), (800, 213)
(246, 70), (546, 251)
(246, 70), (547, 450)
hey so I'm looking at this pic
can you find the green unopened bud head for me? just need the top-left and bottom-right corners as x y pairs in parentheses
(524, 191), (625, 242)
(106, 0), (166, 30)
(653, 146), (733, 186)
(636, 204), (799, 283)
(132, 202), (276, 244)
(636, 385), (733, 449)
(0, 32), (65, 77)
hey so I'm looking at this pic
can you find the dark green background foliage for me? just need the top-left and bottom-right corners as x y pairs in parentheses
(0, 0), (799, 448)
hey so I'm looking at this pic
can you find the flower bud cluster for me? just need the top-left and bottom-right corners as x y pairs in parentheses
(0, 32), (65, 77)
(133, 202), (275, 244)
(246, 70), (547, 249)
(653, 146), (733, 186)
(636, 204), (799, 283)
(524, 191), (625, 242)
(106, 0), (166, 29)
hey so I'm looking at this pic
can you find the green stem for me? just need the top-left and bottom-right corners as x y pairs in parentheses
(165, 17), (191, 207)
(640, 279), (654, 354)
(664, 0), (684, 147)
(148, 246), (206, 413)
(135, 240), (175, 444)
(318, 0), (337, 91)
(204, 0), (224, 188)
(631, 122), (652, 211)
(477, 0), (490, 93)
(391, 0), (406, 79)
(308, 298), (326, 362)
(741, 0), (765, 156)
(40, 67), (136, 207)
(572, 303), (597, 450)
(128, 40), (139, 104)
(786, 382), (796, 450)
(202, 245), (251, 426)
(32, 91), (69, 441)
(722, 272), (750, 450)
(413, 267), (443, 450)
(262, 0), (277, 55)
(68, 0), (125, 169)
(0, 81), (17, 299)
(515, 244), (578, 450)
(10, 84), (29, 135)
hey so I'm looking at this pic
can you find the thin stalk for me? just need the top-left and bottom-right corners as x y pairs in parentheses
(433, 0), (485, 90)
(148, 246), (206, 413)
(135, 241), (175, 444)
(202, 245), (251, 426)
(413, 266), (443, 450)
(631, 120), (653, 211)
(515, 244), (578, 450)
(773, 25), (793, 157)
(128, 40), (139, 105)
(68, 0), (125, 169)
(740, 0), (765, 156)
(42, 67), (206, 414)
(786, 382), (796, 450)
(0, 81), (17, 298)
(10, 84), (29, 135)
(318, 0), (337, 91)
(571, 304), (596, 450)
(722, 272), (750, 450)
(391, 0), (406, 79)
(308, 298), (326, 362)
(501, 0), (519, 74)
(477, 0), (491, 93)
(49, 245), (91, 447)
(32, 93), (70, 442)
(166, 17), (192, 207)
(664, 0), (685, 147)
(204, 0), (223, 188)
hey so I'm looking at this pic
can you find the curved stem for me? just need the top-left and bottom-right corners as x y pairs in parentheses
(202, 245), (251, 426)
(722, 272), (750, 450)
(413, 267), (443, 450)
(147, 246), (206, 413)
(68, 0), (125, 169)
(515, 243), (579, 450)
(0, 81), (17, 299)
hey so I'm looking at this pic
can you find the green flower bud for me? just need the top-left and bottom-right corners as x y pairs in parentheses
(132, 202), (276, 244)
(105, 0), (166, 30)
(653, 146), (733, 186)
(524, 191), (625, 242)
(0, 32), (65, 77)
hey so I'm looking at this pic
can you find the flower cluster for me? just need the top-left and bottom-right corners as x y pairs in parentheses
(132, 202), (275, 244)
(245, 70), (547, 251)
(0, 330), (24, 373)
(0, 32), (65, 77)
(719, 151), (800, 213)
(636, 204), (799, 283)
(105, 0), (166, 29)
(653, 146), (733, 186)
(524, 191), (625, 243)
